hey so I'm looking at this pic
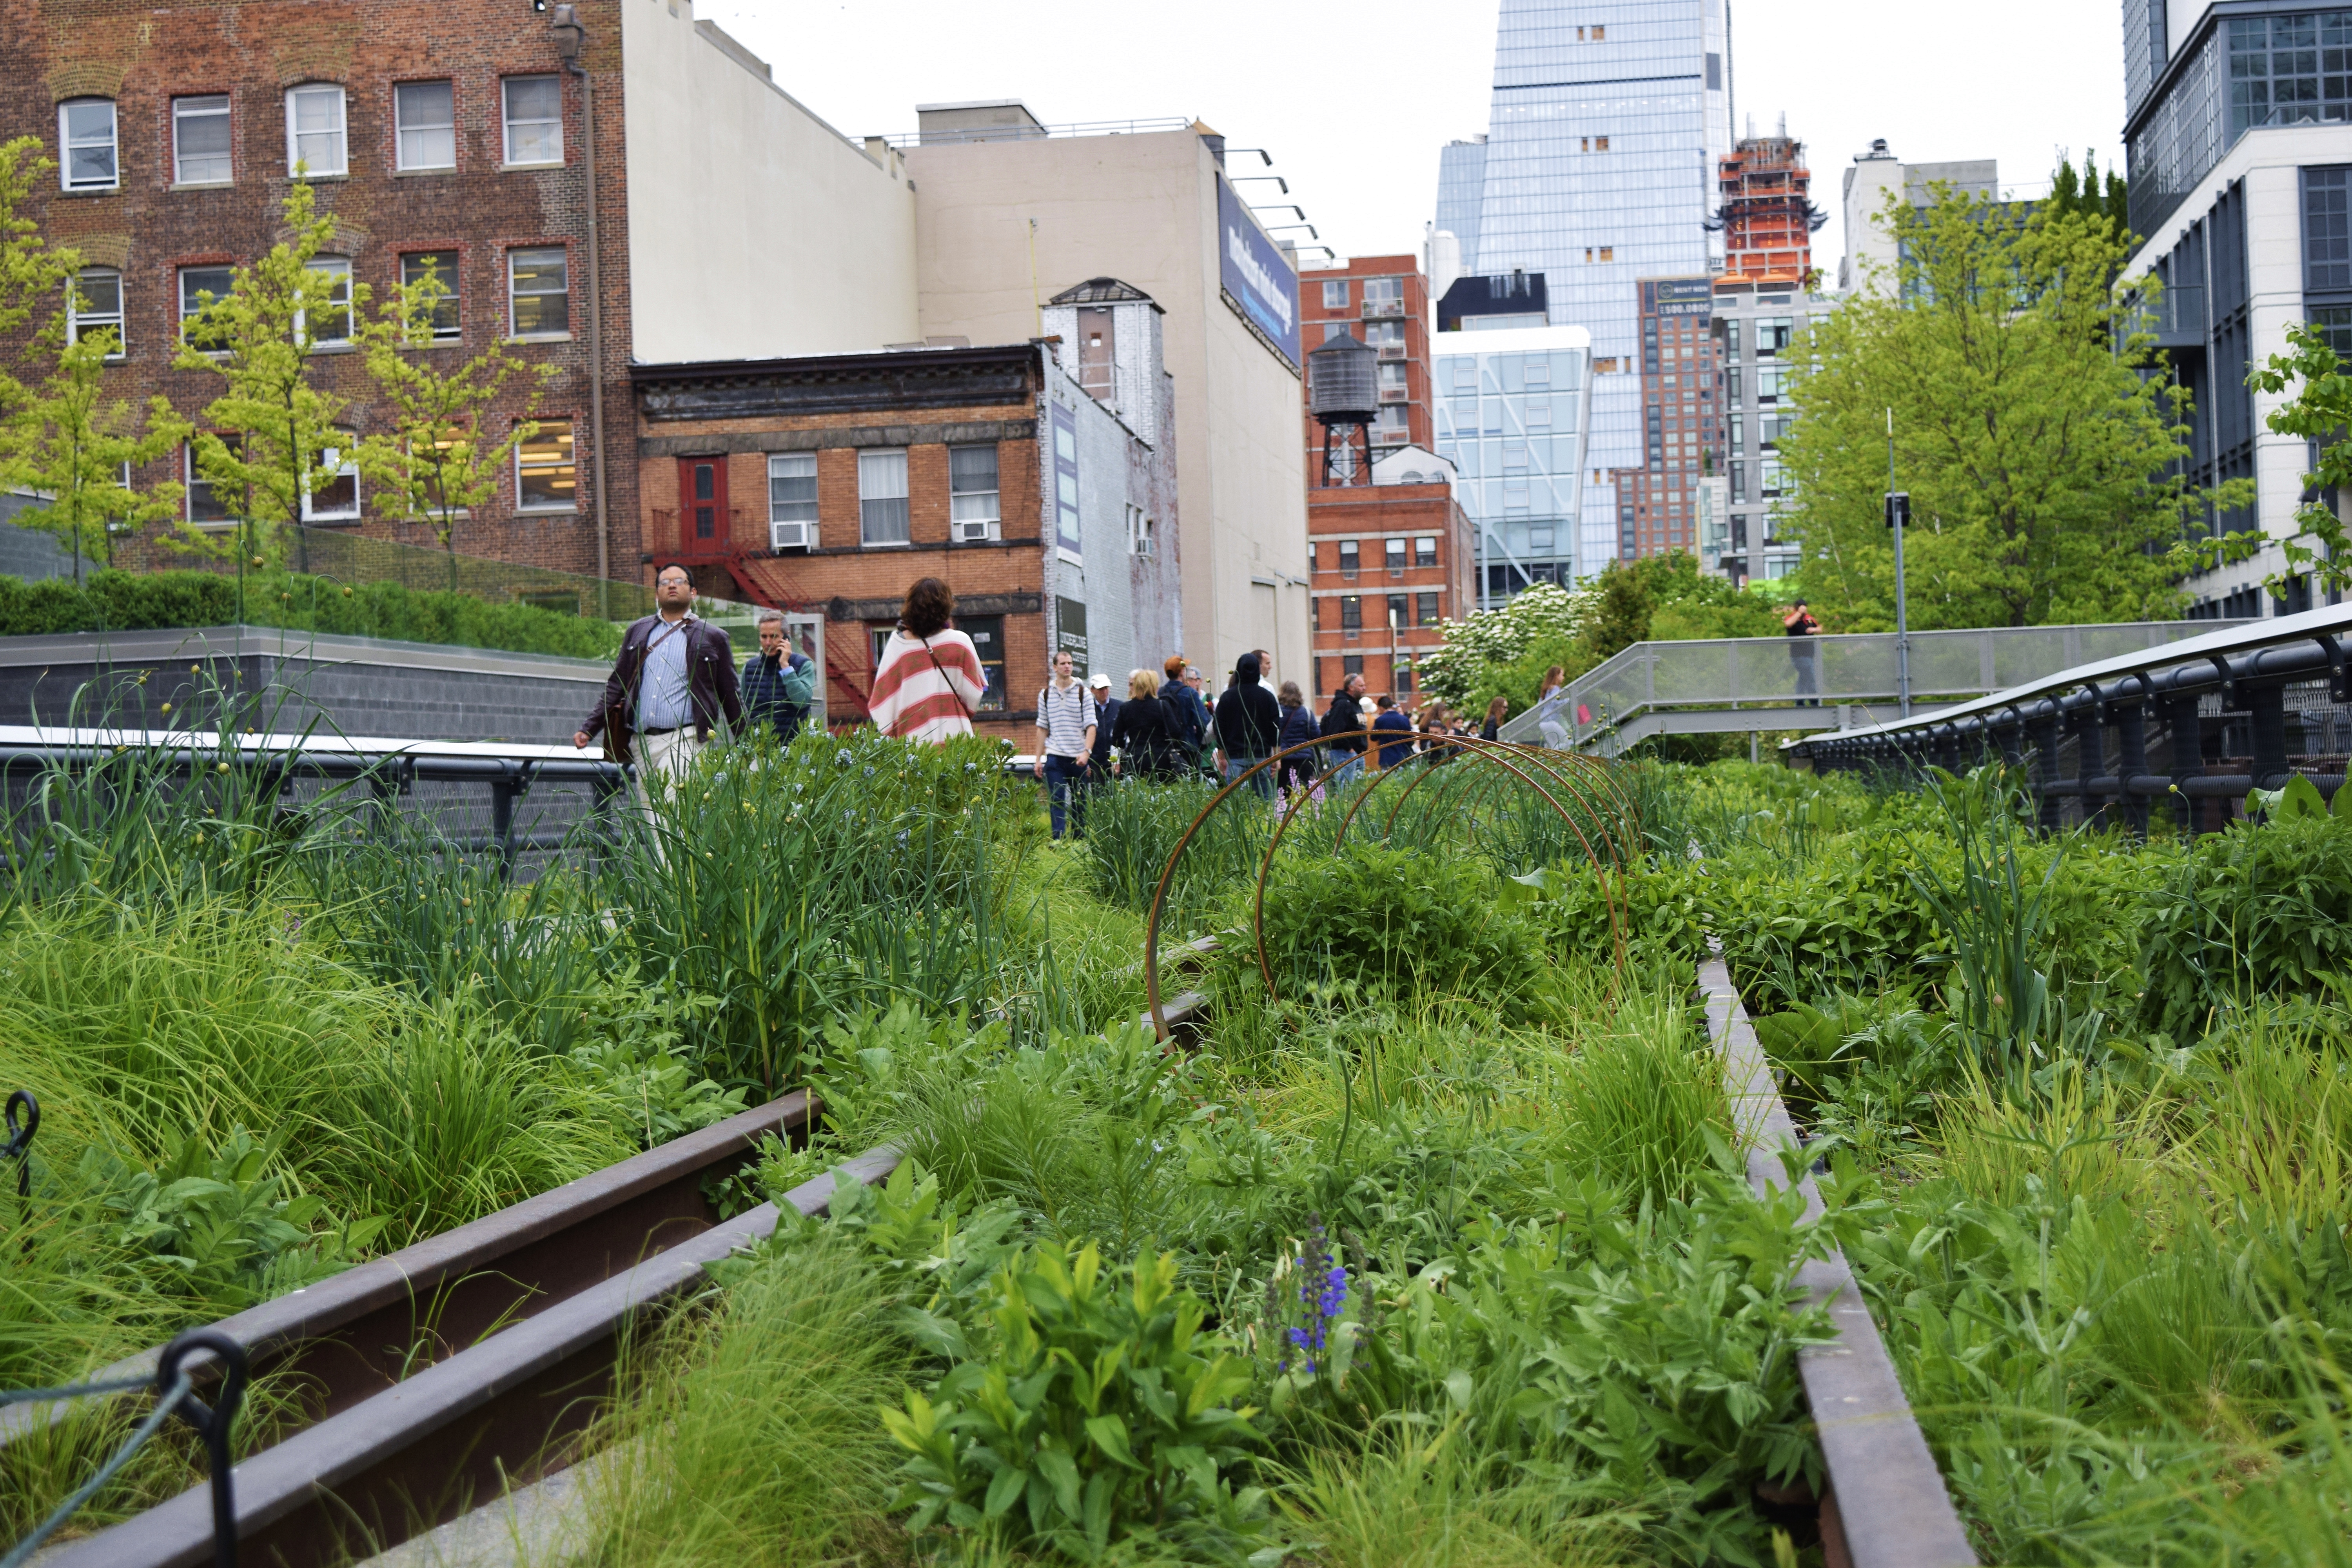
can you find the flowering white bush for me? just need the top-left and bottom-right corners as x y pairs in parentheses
(1417, 582), (1595, 706)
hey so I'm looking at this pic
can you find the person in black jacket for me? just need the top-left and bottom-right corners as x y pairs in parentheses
(1212, 652), (1281, 797)
(1320, 672), (1369, 786)
(1275, 679), (1321, 794)
(1111, 668), (1181, 779)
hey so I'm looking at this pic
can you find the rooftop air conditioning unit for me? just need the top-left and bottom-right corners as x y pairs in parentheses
(953, 518), (995, 543)
(771, 519), (813, 550)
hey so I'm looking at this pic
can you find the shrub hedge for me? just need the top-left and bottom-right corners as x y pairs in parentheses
(0, 568), (624, 660)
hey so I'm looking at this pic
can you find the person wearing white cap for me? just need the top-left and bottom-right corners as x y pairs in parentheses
(1085, 672), (1121, 817)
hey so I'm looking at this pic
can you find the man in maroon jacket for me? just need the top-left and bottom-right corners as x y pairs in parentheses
(575, 566), (743, 804)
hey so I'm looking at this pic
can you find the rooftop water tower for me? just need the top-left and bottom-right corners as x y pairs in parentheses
(1307, 331), (1378, 486)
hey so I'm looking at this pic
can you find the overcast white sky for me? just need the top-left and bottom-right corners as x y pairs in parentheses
(698, 0), (2129, 279)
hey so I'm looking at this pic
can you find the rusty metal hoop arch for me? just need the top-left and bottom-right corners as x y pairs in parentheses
(1140, 734), (1634, 1042)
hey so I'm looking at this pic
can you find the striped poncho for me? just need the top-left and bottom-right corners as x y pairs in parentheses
(868, 627), (988, 743)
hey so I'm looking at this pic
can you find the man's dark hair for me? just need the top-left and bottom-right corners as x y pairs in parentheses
(1376, 694), (1395, 710)
(901, 577), (955, 639)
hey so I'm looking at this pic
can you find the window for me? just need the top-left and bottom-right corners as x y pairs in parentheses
(1755, 364), (1788, 404)
(1342, 654), (1363, 679)
(1387, 593), (1408, 631)
(1076, 307), (1114, 401)
(305, 258), (352, 346)
(395, 81), (456, 171)
(1374, 406), (1410, 442)
(2315, 303), (2352, 358)
(859, 448), (909, 544)
(1396, 660), (1414, 697)
(1363, 277), (1403, 316)
(1364, 320), (1404, 356)
(1595, 135), (1610, 151)
(1128, 506), (1154, 557)
(1526, 397), (1552, 427)
(1416, 591), (1439, 626)
(1323, 322), (1358, 343)
(179, 265), (234, 345)
(515, 419), (575, 510)
(1755, 317), (1795, 356)
(1414, 535), (1436, 568)
(1599, 247), (1615, 262)
(2308, 167), (2352, 290)
(1340, 595), (1362, 631)
(949, 444), (1000, 536)
(401, 253), (461, 341)
(767, 452), (817, 546)
(285, 85), (347, 176)
(185, 438), (240, 527)
(302, 430), (359, 521)
(1385, 537), (1406, 575)
(174, 96), (232, 185)
(1760, 456), (1784, 498)
(1322, 279), (1351, 310)
(958, 614), (1007, 707)
(69, 269), (124, 357)
(59, 100), (117, 191)
(508, 247), (569, 338)
(1338, 539), (1359, 577)
(1590, 24), (1604, 39)
(1377, 361), (1408, 399)
(502, 76), (563, 165)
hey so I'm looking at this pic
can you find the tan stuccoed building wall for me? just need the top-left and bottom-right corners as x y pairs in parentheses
(904, 126), (1312, 691)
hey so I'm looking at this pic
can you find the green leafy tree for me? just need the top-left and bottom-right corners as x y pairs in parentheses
(7, 294), (189, 581)
(2045, 148), (2131, 236)
(357, 258), (554, 590)
(170, 177), (364, 580)
(1780, 187), (2237, 630)
(2181, 318), (2352, 598)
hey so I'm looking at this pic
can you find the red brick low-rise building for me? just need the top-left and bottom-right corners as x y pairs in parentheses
(633, 312), (1179, 746)
(1307, 455), (1473, 704)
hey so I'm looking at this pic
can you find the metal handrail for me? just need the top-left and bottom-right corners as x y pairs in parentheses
(1499, 620), (2252, 751)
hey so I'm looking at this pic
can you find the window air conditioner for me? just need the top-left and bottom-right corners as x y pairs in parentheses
(953, 518), (995, 544)
(771, 520), (811, 550)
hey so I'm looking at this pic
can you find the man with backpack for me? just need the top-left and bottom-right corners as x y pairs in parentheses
(741, 610), (818, 744)
(1320, 671), (1369, 786)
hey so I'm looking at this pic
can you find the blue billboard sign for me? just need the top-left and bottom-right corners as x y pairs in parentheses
(1217, 176), (1301, 368)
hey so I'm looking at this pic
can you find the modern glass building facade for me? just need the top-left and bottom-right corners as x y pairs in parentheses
(1436, 138), (1489, 270)
(1430, 325), (1593, 605)
(1436, 0), (1732, 578)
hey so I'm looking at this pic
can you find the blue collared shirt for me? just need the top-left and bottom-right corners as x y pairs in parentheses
(638, 614), (694, 731)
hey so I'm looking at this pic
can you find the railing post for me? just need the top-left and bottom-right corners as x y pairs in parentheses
(2114, 684), (2151, 840)
(2248, 679), (2290, 792)
(2165, 690), (2205, 834)
(2026, 704), (2063, 832)
(2069, 698), (2104, 832)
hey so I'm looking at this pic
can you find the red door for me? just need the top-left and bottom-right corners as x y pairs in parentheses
(677, 456), (730, 551)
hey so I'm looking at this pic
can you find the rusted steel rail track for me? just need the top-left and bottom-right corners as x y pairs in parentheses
(1700, 953), (1977, 1568)
(29, 991), (1211, 1568)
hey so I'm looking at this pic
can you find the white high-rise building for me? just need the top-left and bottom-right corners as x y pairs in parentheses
(1434, 0), (1732, 580)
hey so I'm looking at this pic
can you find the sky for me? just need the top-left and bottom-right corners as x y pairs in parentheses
(696, 0), (2130, 281)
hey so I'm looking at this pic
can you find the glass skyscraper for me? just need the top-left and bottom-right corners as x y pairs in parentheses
(1437, 0), (1732, 577)
(1431, 325), (1593, 608)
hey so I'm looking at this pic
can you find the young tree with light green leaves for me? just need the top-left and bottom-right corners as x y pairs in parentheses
(356, 258), (554, 591)
(2177, 318), (2352, 599)
(7, 315), (189, 581)
(169, 176), (364, 580)
(1779, 187), (2241, 630)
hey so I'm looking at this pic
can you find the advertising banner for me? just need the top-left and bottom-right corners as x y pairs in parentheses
(1652, 276), (1713, 321)
(1217, 176), (1301, 368)
(1053, 596), (1089, 677)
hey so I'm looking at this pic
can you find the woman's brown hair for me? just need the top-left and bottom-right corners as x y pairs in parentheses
(1485, 695), (1509, 725)
(900, 577), (955, 639)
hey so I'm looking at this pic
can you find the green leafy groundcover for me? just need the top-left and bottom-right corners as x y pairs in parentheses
(0, 567), (622, 660)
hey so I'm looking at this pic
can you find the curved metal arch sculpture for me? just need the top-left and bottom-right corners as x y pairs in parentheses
(1141, 735), (1638, 1043)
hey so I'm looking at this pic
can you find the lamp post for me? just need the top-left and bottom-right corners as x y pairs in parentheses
(1886, 405), (1911, 717)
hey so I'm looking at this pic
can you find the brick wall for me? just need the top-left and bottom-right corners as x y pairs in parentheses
(6, 0), (637, 583)
(1306, 481), (1470, 700)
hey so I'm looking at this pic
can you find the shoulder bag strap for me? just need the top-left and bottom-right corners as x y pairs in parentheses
(919, 635), (976, 722)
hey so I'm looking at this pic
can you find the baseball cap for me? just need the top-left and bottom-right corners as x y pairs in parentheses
(1089, 672), (1111, 689)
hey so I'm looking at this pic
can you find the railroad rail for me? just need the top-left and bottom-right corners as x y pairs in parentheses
(1702, 952), (1977, 1568)
(1788, 603), (2352, 832)
(15, 988), (1211, 1566)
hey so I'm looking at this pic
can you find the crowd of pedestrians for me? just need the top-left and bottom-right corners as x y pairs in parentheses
(579, 573), (1506, 839)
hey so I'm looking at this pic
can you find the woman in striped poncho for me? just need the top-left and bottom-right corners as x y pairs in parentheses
(868, 577), (989, 743)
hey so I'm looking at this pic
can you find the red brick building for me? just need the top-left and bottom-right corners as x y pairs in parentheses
(4, 0), (920, 599)
(633, 325), (1180, 746)
(1306, 467), (1474, 704)
(1296, 256), (1470, 703)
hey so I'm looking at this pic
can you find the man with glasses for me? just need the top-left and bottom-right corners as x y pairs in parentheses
(576, 565), (742, 804)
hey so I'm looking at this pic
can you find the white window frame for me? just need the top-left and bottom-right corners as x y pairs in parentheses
(1321, 279), (1351, 310)
(302, 258), (353, 347)
(515, 418), (577, 512)
(178, 265), (234, 348)
(58, 99), (118, 192)
(767, 451), (818, 549)
(185, 440), (237, 530)
(1414, 535), (1437, 568)
(68, 268), (125, 359)
(400, 252), (461, 342)
(858, 448), (910, 546)
(173, 96), (232, 186)
(501, 76), (564, 167)
(507, 247), (570, 339)
(948, 443), (1000, 541)
(394, 80), (456, 172)
(300, 431), (360, 522)
(284, 84), (348, 177)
